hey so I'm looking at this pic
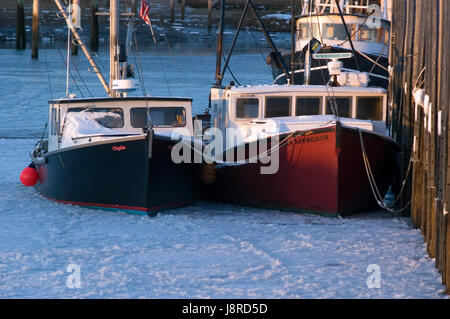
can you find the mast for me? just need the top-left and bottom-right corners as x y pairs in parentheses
(333, 0), (361, 72)
(216, 0), (290, 86)
(53, 0), (110, 95)
(110, 0), (119, 97)
(248, 0), (291, 83)
(219, 0), (250, 85)
(290, 0), (295, 85)
(215, 0), (226, 86)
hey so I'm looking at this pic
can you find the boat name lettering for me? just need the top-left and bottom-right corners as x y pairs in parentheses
(290, 135), (329, 145)
(112, 145), (127, 152)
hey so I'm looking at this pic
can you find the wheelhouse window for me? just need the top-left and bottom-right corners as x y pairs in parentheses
(296, 97), (322, 116)
(359, 27), (375, 41)
(265, 97), (291, 118)
(298, 23), (320, 40)
(130, 107), (186, 128)
(323, 23), (351, 41)
(356, 97), (383, 121)
(68, 107), (124, 128)
(326, 97), (352, 118)
(236, 98), (259, 119)
(375, 27), (390, 43)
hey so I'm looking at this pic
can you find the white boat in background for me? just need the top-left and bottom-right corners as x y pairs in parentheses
(267, 0), (392, 89)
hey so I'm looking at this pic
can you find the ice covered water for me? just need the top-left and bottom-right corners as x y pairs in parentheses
(0, 49), (447, 298)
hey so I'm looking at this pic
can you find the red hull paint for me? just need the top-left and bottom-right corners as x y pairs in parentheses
(212, 124), (399, 217)
(42, 195), (194, 215)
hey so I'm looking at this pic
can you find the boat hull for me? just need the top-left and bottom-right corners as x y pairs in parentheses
(33, 134), (196, 215)
(208, 124), (399, 217)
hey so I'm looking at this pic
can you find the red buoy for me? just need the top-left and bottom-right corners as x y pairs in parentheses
(20, 163), (39, 187)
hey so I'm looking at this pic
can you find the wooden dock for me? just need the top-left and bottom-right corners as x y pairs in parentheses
(390, 0), (450, 294)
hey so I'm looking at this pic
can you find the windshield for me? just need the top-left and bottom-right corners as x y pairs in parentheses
(68, 108), (124, 128)
(130, 107), (186, 128)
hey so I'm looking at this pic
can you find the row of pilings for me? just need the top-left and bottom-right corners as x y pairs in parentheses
(389, 0), (450, 293)
(15, 0), (198, 58)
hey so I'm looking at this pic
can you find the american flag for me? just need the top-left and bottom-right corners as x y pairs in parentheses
(140, 0), (151, 25)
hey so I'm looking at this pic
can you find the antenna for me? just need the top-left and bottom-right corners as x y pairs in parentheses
(110, 0), (119, 97)
(65, 0), (71, 97)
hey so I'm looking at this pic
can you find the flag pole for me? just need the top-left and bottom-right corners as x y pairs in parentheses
(148, 18), (157, 45)
(140, 0), (157, 45)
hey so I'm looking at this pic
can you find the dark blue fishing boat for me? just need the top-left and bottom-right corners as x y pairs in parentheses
(22, 0), (197, 216)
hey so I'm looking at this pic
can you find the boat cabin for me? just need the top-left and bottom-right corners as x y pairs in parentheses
(210, 85), (388, 140)
(296, 14), (390, 57)
(301, 0), (392, 20)
(47, 96), (194, 152)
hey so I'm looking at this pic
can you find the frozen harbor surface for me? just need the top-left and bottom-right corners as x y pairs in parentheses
(0, 49), (447, 298)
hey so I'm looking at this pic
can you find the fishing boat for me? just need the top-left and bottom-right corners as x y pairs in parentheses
(201, 0), (399, 217)
(20, 0), (197, 216)
(267, 0), (392, 89)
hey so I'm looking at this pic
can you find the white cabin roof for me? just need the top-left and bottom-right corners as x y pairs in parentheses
(223, 85), (387, 95)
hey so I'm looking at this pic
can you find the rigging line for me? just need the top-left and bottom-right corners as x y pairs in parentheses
(333, 0), (361, 72)
(54, 50), (68, 96)
(358, 46), (389, 73)
(70, 52), (94, 97)
(337, 15), (370, 47)
(221, 53), (241, 86)
(90, 52), (109, 82)
(145, 14), (172, 96)
(154, 43), (172, 96)
(299, 7), (340, 120)
(131, 46), (145, 95)
(288, 7), (340, 120)
(39, 122), (48, 146)
(248, 28), (273, 75)
(132, 28), (147, 96)
(43, 49), (54, 99)
(60, 42), (87, 97)
(56, 45), (85, 97)
(163, 34), (191, 97)
(310, 4), (340, 115)
(316, 66), (340, 119)
(125, 0), (151, 126)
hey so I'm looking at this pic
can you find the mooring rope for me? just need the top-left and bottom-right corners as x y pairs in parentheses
(358, 128), (412, 214)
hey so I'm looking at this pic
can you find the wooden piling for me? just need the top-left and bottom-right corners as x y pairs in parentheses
(181, 0), (186, 20)
(208, 0), (213, 32)
(90, 0), (99, 52)
(131, 0), (137, 15)
(16, 0), (26, 50)
(170, 0), (175, 23)
(31, 0), (40, 59)
(447, 214), (450, 292)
